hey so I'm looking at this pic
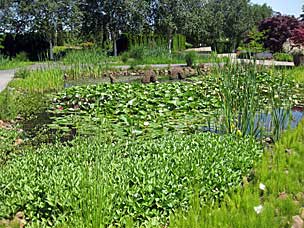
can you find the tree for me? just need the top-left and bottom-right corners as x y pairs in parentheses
(84, 0), (150, 56)
(250, 3), (273, 24)
(259, 15), (301, 52)
(154, 0), (188, 52)
(182, 0), (272, 52)
(220, 0), (253, 51)
(1, 0), (83, 59)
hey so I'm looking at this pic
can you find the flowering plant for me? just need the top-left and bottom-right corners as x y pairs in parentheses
(283, 27), (304, 56)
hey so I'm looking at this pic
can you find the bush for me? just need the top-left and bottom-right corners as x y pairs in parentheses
(128, 46), (144, 61)
(15, 52), (29, 62)
(120, 52), (129, 63)
(185, 51), (197, 67)
(273, 53), (293, 62)
(258, 15), (301, 52)
(14, 69), (31, 79)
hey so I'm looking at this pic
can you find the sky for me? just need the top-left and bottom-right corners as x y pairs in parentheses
(251, 0), (303, 17)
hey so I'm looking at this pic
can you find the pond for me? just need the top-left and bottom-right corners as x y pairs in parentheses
(202, 106), (304, 138)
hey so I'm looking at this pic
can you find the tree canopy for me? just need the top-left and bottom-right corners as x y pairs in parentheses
(0, 0), (275, 55)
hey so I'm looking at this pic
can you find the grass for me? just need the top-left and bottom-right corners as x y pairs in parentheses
(61, 47), (220, 67)
(0, 68), (64, 120)
(286, 66), (304, 83)
(0, 64), (303, 227)
(0, 55), (33, 70)
(170, 119), (304, 228)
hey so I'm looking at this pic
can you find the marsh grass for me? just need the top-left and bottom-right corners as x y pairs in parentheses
(10, 68), (64, 93)
(213, 62), (294, 139)
(170, 119), (304, 228)
(63, 49), (119, 65)
(0, 55), (32, 70)
(0, 68), (64, 120)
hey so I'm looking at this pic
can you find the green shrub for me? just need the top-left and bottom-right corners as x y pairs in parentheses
(128, 46), (144, 61)
(63, 49), (108, 65)
(0, 89), (49, 120)
(185, 51), (197, 67)
(14, 69), (31, 79)
(0, 127), (20, 164)
(15, 52), (29, 62)
(273, 52), (293, 62)
(80, 42), (95, 49)
(120, 52), (129, 63)
(53, 46), (82, 60)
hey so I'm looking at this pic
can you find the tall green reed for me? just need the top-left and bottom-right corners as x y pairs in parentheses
(214, 62), (293, 139)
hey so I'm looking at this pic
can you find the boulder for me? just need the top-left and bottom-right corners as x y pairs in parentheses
(142, 69), (157, 83)
(169, 67), (185, 80)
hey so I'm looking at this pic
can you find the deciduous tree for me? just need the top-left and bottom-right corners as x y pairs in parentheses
(259, 15), (301, 52)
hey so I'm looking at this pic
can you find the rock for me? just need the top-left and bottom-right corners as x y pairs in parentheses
(285, 148), (292, 155)
(142, 70), (157, 83)
(295, 193), (304, 201)
(0, 120), (12, 129)
(265, 137), (274, 144)
(14, 139), (23, 146)
(278, 192), (288, 200)
(169, 67), (185, 80)
(0, 212), (26, 228)
(130, 72), (137, 76)
(300, 208), (304, 220)
(183, 67), (197, 77)
(109, 74), (116, 84)
(292, 215), (303, 228)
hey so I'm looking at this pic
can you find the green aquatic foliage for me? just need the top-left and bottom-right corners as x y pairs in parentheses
(0, 131), (262, 227)
(0, 127), (20, 164)
(49, 68), (303, 138)
(170, 117), (304, 228)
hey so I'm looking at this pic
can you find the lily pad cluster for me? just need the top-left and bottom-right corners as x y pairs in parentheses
(49, 70), (303, 137)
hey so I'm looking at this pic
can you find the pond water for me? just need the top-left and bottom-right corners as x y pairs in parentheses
(64, 76), (143, 88)
(202, 107), (304, 137)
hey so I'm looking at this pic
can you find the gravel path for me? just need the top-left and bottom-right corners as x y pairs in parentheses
(0, 69), (15, 92)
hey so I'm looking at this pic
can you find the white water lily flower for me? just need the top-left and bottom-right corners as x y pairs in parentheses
(127, 98), (136, 106)
(144, 121), (150, 126)
(254, 205), (263, 214)
(259, 183), (266, 191)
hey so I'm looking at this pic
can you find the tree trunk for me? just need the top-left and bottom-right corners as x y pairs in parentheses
(293, 55), (304, 66)
(112, 33), (118, 57)
(168, 37), (172, 54)
(49, 39), (54, 60)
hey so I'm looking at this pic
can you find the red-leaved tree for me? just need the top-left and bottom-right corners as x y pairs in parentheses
(258, 15), (301, 52)
(290, 27), (304, 45)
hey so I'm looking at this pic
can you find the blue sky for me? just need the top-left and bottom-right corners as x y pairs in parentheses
(251, 0), (303, 17)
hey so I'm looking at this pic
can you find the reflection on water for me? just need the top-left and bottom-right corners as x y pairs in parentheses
(255, 107), (303, 131)
(202, 107), (304, 138)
